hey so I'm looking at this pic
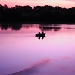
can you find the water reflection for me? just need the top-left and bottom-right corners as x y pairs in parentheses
(10, 58), (50, 75)
(39, 26), (62, 31)
(0, 23), (62, 31)
(0, 23), (22, 30)
(0, 23), (75, 75)
(39, 24), (61, 31)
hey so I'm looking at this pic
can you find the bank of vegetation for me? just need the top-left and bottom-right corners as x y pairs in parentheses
(0, 4), (75, 23)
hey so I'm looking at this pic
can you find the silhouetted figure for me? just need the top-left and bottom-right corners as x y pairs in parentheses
(35, 32), (45, 40)
(42, 31), (45, 34)
(38, 32), (41, 34)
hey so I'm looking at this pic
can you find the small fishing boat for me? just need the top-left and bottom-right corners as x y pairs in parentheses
(35, 32), (45, 37)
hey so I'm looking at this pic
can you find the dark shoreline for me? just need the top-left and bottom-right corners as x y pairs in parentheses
(0, 4), (75, 24)
(0, 21), (75, 24)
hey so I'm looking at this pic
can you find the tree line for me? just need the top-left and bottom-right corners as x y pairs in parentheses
(0, 4), (75, 23)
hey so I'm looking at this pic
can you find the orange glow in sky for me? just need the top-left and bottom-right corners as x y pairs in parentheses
(0, 0), (75, 8)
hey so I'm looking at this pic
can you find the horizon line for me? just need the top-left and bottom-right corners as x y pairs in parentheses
(0, 4), (75, 9)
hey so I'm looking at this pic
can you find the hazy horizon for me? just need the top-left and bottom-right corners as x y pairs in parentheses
(0, 0), (75, 8)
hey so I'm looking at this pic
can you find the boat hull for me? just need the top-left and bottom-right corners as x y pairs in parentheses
(35, 34), (45, 37)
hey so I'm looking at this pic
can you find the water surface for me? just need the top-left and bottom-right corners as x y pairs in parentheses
(0, 24), (75, 75)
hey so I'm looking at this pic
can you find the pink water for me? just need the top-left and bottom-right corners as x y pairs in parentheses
(0, 24), (75, 75)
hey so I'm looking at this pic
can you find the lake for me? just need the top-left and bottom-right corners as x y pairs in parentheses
(0, 23), (75, 75)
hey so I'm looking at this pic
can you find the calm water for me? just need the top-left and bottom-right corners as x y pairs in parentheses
(0, 24), (75, 75)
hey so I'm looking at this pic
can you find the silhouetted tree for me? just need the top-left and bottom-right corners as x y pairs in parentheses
(0, 4), (75, 23)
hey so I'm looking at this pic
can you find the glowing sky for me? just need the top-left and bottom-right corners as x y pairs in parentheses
(0, 0), (75, 8)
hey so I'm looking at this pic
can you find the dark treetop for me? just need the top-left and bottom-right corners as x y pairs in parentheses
(0, 4), (75, 23)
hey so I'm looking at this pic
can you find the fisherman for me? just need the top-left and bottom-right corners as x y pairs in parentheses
(38, 32), (41, 34)
(42, 31), (44, 34)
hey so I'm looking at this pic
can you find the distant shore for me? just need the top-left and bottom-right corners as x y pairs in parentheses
(0, 21), (75, 24)
(0, 4), (75, 24)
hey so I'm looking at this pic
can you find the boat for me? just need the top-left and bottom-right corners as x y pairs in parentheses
(35, 32), (45, 37)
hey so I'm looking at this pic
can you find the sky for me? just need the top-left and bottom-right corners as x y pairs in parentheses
(0, 0), (75, 8)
